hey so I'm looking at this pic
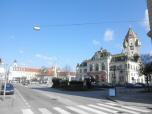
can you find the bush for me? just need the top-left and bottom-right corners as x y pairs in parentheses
(60, 80), (69, 88)
(84, 78), (92, 89)
(52, 78), (61, 88)
(69, 81), (84, 89)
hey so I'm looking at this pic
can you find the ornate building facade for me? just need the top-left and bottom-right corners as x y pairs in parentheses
(76, 28), (145, 85)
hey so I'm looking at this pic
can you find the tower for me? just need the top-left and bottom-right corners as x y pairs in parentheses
(13, 60), (18, 67)
(123, 28), (141, 57)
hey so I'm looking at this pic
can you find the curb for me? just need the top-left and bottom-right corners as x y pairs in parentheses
(105, 96), (118, 102)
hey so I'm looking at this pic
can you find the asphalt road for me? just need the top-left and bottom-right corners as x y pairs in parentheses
(0, 84), (152, 114)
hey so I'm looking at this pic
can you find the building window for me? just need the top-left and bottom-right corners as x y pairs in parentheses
(131, 65), (132, 70)
(80, 69), (82, 73)
(102, 63), (105, 70)
(125, 64), (127, 69)
(128, 64), (130, 69)
(90, 64), (93, 72)
(95, 64), (99, 71)
(130, 46), (134, 50)
(84, 69), (87, 73)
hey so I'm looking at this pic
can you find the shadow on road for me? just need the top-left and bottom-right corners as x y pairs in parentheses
(32, 86), (152, 105)
(32, 86), (107, 99)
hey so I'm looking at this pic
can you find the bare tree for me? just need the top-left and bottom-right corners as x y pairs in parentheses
(63, 65), (72, 76)
(140, 57), (152, 91)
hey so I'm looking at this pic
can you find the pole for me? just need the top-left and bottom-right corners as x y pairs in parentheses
(3, 64), (7, 99)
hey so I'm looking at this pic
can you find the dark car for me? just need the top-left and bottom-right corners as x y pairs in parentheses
(22, 80), (30, 86)
(125, 83), (135, 88)
(134, 83), (145, 88)
(0, 83), (14, 95)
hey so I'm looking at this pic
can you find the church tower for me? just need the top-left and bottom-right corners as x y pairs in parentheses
(123, 28), (141, 57)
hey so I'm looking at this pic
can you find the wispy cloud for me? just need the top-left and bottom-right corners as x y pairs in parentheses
(35, 54), (57, 65)
(141, 9), (150, 30)
(92, 40), (101, 47)
(104, 29), (114, 42)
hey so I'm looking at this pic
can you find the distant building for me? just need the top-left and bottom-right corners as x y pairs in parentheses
(0, 59), (5, 81)
(147, 0), (152, 39)
(77, 28), (145, 85)
(8, 61), (76, 83)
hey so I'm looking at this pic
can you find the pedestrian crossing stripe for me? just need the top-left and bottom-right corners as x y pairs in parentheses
(97, 103), (140, 114)
(88, 104), (118, 113)
(105, 102), (151, 113)
(54, 107), (71, 114)
(67, 106), (90, 114)
(77, 105), (108, 114)
(22, 109), (34, 114)
(38, 108), (52, 114)
(21, 103), (151, 114)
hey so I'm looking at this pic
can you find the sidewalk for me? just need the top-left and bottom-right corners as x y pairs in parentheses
(26, 83), (52, 88)
(106, 87), (152, 107)
(0, 95), (15, 109)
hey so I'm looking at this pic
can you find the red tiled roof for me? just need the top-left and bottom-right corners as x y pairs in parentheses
(13, 67), (40, 73)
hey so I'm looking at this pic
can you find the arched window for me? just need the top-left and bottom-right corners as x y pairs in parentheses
(95, 64), (99, 71)
(102, 63), (105, 70)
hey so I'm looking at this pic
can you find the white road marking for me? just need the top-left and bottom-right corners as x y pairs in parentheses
(88, 104), (118, 113)
(22, 109), (34, 114)
(67, 106), (90, 114)
(97, 103), (140, 114)
(15, 89), (31, 108)
(38, 108), (52, 114)
(106, 103), (150, 113)
(120, 105), (151, 113)
(106, 102), (151, 113)
(54, 107), (71, 114)
(106, 102), (117, 106)
(77, 105), (108, 114)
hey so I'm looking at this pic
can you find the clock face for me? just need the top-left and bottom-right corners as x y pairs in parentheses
(130, 45), (134, 50)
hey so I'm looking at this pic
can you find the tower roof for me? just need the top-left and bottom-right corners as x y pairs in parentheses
(123, 27), (141, 48)
(125, 28), (138, 42)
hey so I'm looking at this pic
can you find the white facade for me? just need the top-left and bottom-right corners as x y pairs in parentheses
(9, 66), (39, 81)
(77, 49), (111, 85)
(0, 63), (5, 81)
(8, 62), (40, 82)
(77, 28), (144, 85)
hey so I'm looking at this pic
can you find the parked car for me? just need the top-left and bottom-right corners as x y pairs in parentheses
(125, 83), (135, 88)
(134, 83), (145, 88)
(0, 83), (14, 95)
(22, 80), (30, 85)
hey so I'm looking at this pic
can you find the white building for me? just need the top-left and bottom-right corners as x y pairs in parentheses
(0, 62), (5, 81)
(8, 61), (40, 82)
(77, 28), (145, 85)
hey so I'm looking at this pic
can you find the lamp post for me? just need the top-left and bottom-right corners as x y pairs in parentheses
(3, 63), (8, 99)
(3, 63), (13, 99)
(111, 65), (116, 87)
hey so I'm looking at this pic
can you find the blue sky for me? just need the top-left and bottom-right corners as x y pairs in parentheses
(0, 0), (151, 70)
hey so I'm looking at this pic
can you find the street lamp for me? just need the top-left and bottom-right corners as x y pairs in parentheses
(33, 26), (41, 31)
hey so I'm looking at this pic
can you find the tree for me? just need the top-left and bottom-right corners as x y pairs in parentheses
(63, 65), (72, 76)
(140, 57), (152, 92)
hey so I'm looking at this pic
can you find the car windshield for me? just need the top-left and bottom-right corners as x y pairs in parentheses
(6, 84), (12, 88)
(0, 1), (152, 114)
